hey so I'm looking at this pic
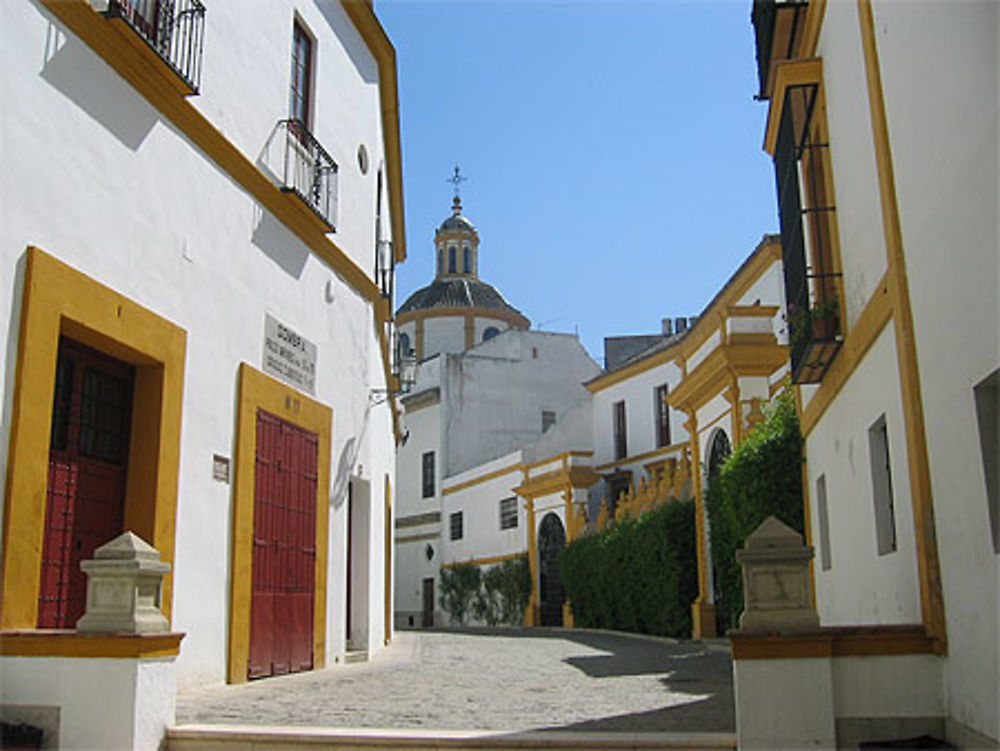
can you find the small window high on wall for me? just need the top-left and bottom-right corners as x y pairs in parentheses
(421, 451), (435, 499)
(869, 415), (896, 555)
(613, 400), (627, 460)
(289, 20), (313, 129)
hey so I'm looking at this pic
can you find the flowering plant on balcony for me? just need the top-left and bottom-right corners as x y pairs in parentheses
(788, 298), (839, 348)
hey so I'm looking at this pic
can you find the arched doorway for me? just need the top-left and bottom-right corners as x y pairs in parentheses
(537, 513), (566, 627)
(705, 428), (732, 633)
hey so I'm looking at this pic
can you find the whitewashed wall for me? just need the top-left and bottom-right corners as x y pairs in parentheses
(1, 0), (396, 689)
(441, 453), (524, 566)
(871, 0), (999, 739)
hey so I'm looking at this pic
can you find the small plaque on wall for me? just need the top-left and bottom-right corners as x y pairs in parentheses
(263, 313), (317, 395)
(212, 454), (230, 484)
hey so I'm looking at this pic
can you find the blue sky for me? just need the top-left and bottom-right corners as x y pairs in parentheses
(378, 0), (779, 364)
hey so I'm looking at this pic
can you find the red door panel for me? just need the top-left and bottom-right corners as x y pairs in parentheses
(249, 410), (318, 679)
(39, 340), (132, 629)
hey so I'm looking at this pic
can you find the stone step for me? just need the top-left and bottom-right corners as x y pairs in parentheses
(344, 649), (369, 664)
(166, 725), (736, 751)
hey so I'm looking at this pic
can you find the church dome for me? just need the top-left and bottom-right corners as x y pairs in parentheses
(397, 277), (528, 325)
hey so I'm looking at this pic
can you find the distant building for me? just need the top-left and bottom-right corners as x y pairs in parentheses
(731, 1), (998, 748)
(393, 200), (600, 629)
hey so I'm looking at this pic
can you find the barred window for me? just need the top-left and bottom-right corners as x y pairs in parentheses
(422, 451), (435, 498)
(450, 511), (463, 541)
(499, 497), (518, 530)
(654, 384), (671, 448)
(613, 400), (627, 460)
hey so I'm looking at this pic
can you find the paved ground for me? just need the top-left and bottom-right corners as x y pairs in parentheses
(176, 629), (734, 733)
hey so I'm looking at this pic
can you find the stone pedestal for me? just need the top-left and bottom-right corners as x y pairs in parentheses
(735, 515), (819, 632)
(76, 532), (170, 634)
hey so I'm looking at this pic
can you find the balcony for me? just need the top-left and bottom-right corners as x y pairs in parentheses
(277, 119), (339, 232)
(786, 272), (842, 384)
(104, 0), (206, 94)
(751, 0), (808, 99)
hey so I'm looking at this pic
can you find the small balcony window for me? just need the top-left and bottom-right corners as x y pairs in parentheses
(277, 119), (339, 231)
(105, 0), (206, 94)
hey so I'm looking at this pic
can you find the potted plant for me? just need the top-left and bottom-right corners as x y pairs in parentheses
(788, 299), (839, 347)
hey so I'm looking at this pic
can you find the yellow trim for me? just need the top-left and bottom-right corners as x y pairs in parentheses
(0, 631), (184, 659)
(464, 313), (475, 350)
(594, 442), (686, 473)
(799, 0), (827, 59)
(731, 624), (935, 660)
(1, 247), (186, 629)
(726, 304), (780, 318)
(587, 239), (783, 393)
(227, 364), (332, 684)
(339, 1), (407, 264)
(525, 450), (593, 473)
(442, 462), (523, 496)
(383, 473), (392, 646)
(764, 58), (825, 156)
(857, 0), (945, 651)
(525, 498), (538, 626)
(800, 275), (892, 436)
(396, 306), (530, 331)
(515, 467), (601, 500)
(441, 552), (525, 570)
(669, 344), (788, 413)
(685, 409), (715, 639)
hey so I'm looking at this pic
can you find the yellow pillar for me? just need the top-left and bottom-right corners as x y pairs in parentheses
(525, 497), (539, 627)
(686, 409), (716, 638)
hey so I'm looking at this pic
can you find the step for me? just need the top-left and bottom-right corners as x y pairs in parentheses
(166, 724), (737, 751)
(344, 649), (369, 664)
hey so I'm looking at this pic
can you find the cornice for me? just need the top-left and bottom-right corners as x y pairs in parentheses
(669, 343), (788, 413)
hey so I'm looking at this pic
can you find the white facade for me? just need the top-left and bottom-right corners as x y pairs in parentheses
(1, 0), (403, 703)
(735, 1), (999, 747)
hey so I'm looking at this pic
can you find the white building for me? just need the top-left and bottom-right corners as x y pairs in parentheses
(1, 0), (404, 716)
(393, 199), (600, 629)
(732, 1), (998, 748)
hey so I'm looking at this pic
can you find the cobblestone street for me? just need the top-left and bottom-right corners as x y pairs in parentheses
(177, 629), (734, 733)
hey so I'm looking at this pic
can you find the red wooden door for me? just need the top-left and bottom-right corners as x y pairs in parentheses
(38, 339), (133, 628)
(249, 410), (318, 679)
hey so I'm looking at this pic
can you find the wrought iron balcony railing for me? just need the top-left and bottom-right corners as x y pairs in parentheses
(105, 0), (206, 94)
(277, 119), (339, 231)
(376, 239), (394, 299)
(751, 0), (808, 99)
(786, 271), (842, 384)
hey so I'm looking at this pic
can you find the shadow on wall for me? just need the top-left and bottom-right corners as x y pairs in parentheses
(312, 0), (378, 85)
(36, 11), (159, 151)
(251, 206), (309, 279)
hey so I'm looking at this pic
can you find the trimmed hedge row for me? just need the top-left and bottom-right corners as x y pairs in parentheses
(559, 500), (697, 638)
(706, 388), (805, 630)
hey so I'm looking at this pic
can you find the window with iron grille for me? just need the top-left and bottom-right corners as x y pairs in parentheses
(290, 21), (313, 130)
(775, 80), (842, 383)
(654, 384), (671, 448)
(499, 497), (518, 530)
(422, 451), (435, 498)
(613, 400), (627, 460)
(450, 511), (463, 541)
(542, 410), (556, 433)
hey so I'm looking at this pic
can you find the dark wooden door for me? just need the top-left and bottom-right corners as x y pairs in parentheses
(249, 410), (318, 679)
(39, 339), (133, 628)
(538, 513), (566, 627)
(421, 577), (434, 627)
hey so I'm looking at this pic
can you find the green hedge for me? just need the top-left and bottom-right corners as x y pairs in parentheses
(559, 500), (697, 638)
(439, 555), (531, 626)
(706, 388), (805, 629)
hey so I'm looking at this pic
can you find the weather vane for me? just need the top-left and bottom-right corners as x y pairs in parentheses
(447, 164), (468, 198)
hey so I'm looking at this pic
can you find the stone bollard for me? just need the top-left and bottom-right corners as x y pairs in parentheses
(735, 515), (819, 632)
(76, 531), (171, 634)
